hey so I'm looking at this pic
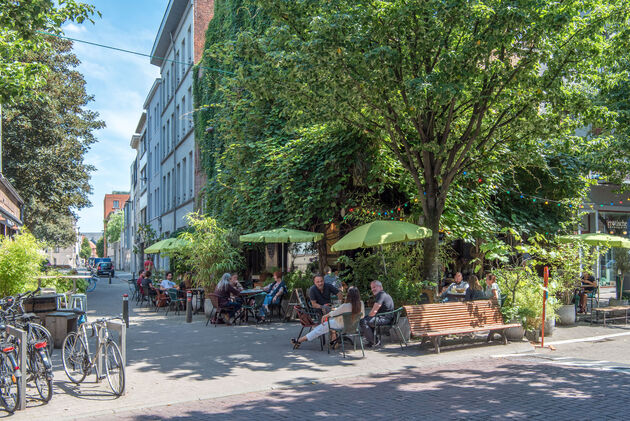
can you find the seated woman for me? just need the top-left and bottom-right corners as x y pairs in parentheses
(258, 270), (287, 322)
(214, 273), (242, 325)
(579, 271), (597, 313)
(464, 275), (485, 301)
(291, 286), (364, 349)
(484, 274), (501, 304)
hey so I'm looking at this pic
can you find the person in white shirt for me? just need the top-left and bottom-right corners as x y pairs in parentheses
(160, 272), (177, 290)
(484, 274), (501, 304)
(291, 286), (364, 348)
(440, 272), (469, 302)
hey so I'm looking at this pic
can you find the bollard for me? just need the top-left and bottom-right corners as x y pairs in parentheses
(122, 294), (129, 328)
(186, 290), (192, 323)
(109, 273), (112, 284)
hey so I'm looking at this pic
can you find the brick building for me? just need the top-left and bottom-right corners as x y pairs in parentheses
(103, 191), (129, 258)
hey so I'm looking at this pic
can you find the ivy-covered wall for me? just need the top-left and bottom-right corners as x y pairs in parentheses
(193, 0), (410, 237)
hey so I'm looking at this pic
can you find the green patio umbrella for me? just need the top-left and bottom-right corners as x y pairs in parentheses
(144, 238), (177, 254)
(331, 220), (431, 251)
(161, 238), (191, 253)
(557, 233), (630, 248)
(239, 228), (324, 272)
(331, 220), (432, 274)
(558, 232), (630, 299)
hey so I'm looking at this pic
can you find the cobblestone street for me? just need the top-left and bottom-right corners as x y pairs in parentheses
(91, 357), (630, 420)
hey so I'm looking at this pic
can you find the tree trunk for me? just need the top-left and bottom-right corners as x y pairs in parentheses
(422, 207), (442, 284)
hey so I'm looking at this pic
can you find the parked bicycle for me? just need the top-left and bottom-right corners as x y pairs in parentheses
(86, 276), (98, 293)
(0, 325), (21, 413)
(0, 289), (54, 402)
(61, 312), (125, 396)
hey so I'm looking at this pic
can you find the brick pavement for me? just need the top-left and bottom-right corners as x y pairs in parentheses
(90, 357), (630, 420)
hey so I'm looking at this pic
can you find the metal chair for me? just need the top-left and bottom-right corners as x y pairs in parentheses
(206, 293), (225, 326)
(241, 292), (267, 323)
(166, 288), (185, 315)
(328, 312), (365, 358)
(374, 307), (408, 350)
(294, 306), (324, 351)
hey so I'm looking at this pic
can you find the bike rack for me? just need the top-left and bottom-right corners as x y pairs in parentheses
(6, 326), (26, 411)
(94, 320), (126, 394)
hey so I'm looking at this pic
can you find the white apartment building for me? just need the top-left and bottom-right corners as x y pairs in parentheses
(124, 0), (213, 274)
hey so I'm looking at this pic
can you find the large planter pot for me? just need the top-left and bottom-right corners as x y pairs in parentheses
(388, 316), (411, 343)
(557, 304), (576, 325)
(609, 299), (629, 306)
(539, 317), (555, 337)
(204, 298), (214, 318)
(504, 322), (525, 342)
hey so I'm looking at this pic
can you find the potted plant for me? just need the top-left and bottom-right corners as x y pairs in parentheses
(178, 213), (244, 313)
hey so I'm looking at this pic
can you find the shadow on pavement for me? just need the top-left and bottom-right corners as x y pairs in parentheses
(115, 360), (630, 420)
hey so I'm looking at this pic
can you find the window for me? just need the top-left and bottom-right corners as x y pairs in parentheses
(161, 125), (166, 158)
(188, 87), (193, 130)
(172, 112), (176, 148)
(113, 200), (119, 209)
(181, 96), (186, 136)
(148, 192), (151, 219)
(177, 163), (181, 205)
(189, 151), (193, 197)
(175, 50), (180, 85)
(182, 158), (187, 201)
(187, 26), (192, 64)
(176, 105), (180, 142)
(181, 38), (186, 74)
(162, 176), (166, 213)
(166, 119), (170, 153)
(165, 71), (170, 100)
(166, 172), (171, 210)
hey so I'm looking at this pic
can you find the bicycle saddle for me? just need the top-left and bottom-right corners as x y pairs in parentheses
(70, 308), (86, 315)
(17, 313), (37, 321)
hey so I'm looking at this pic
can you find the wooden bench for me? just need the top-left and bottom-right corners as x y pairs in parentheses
(404, 300), (521, 353)
(591, 305), (630, 327)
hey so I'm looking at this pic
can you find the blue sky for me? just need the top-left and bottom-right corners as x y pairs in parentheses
(65, 0), (169, 233)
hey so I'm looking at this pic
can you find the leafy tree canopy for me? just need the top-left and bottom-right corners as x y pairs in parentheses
(79, 236), (91, 260)
(2, 38), (103, 246)
(245, 0), (630, 280)
(0, 0), (98, 103)
(106, 210), (124, 244)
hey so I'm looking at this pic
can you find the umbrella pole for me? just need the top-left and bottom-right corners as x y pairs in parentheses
(380, 246), (387, 276)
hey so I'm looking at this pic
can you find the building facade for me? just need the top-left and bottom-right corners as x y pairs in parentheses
(103, 192), (129, 264)
(124, 0), (214, 274)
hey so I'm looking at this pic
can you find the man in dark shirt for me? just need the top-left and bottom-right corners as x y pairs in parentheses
(360, 280), (394, 347)
(141, 270), (156, 304)
(308, 274), (343, 315)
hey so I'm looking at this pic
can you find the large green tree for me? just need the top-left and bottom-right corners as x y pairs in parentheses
(79, 236), (91, 260)
(105, 211), (124, 244)
(0, 0), (97, 102)
(2, 38), (104, 245)
(246, 0), (630, 281)
(195, 0), (410, 246)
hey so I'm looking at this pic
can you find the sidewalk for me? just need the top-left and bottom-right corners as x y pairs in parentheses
(90, 357), (630, 420)
(11, 274), (630, 420)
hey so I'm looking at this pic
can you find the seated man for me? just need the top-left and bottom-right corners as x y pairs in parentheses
(440, 272), (469, 302)
(308, 274), (343, 315)
(360, 280), (394, 348)
(160, 271), (177, 290)
(579, 271), (597, 313)
(141, 270), (157, 302)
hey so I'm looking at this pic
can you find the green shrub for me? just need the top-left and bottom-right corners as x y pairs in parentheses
(284, 270), (313, 293)
(0, 231), (45, 296)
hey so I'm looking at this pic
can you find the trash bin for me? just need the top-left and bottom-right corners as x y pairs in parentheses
(45, 311), (78, 348)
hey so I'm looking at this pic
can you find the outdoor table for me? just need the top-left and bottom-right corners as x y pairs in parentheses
(591, 306), (630, 327)
(188, 288), (205, 314)
(239, 289), (265, 323)
(445, 293), (466, 302)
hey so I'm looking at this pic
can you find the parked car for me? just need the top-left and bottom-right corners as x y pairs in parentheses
(96, 261), (115, 277)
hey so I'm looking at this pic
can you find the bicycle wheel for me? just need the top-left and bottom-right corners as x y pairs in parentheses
(62, 332), (88, 384)
(86, 278), (97, 293)
(0, 354), (19, 413)
(104, 341), (125, 396)
(32, 351), (52, 402)
(29, 323), (53, 357)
